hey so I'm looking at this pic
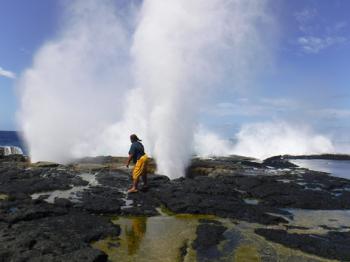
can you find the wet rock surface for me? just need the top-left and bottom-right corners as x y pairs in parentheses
(0, 158), (121, 261)
(192, 219), (227, 261)
(0, 165), (87, 196)
(193, 219), (227, 249)
(0, 211), (118, 262)
(154, 175), (289, 225)
(0, 154), (350, 261)
(255, 228), (350, 261)
(263, 155), (298, 168)
(75, 186), (124, 214)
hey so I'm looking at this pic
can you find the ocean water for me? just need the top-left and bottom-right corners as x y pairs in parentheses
(0, 131), (27, 154)
(291, 159), (350, 180)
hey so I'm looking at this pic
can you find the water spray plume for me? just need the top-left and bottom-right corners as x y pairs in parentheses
(18, 0), (274, 178)
(18, 0), (131, 163)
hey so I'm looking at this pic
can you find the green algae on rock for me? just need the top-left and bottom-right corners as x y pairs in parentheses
(0, 193), (8, 201)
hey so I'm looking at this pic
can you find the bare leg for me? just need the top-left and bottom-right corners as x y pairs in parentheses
(141, 173), (148, 187)
(128, 177), (140, 193)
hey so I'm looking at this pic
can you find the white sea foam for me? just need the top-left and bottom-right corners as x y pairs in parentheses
(0, 146), (23, 156)
(194, 122), (334, 159)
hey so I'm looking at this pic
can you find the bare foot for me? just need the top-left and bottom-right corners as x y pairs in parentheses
(127, 188), (138, 193)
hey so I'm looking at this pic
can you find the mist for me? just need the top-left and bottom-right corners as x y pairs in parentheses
(195, 122), (335, 159)
(129, 0), (274, 177)
(18, 0), (132, 163)
(18, 0), (275, 178)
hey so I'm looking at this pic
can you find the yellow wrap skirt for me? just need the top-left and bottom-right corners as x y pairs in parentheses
(132, 154), (148, 180)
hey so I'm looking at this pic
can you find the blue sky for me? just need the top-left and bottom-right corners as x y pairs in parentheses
(0, 0), (59, 130)
(200, 0), (350, 143)
(1, 0), (350, 145)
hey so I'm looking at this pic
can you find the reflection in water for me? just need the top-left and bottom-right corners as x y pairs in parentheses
(91, 214), (339, 262)
(125, 217), (147, 255)
(92, 215), (204, 261)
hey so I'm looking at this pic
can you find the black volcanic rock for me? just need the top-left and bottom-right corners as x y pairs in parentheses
(0, 199), (68, 224)
(121, 174), (170, 216)
(0, 211), (119, 262)
(263, 155), (298, 168)
(1, 155), (350, 260)
(155, 176), (289, 225)
(255, 228), (350, 261)
(0, 154), (27, 163)
(192, 220), (228, 262)
(75, 186), (124, 214)
(0, 166), (87, 196)
(96, 170), (131, 188)
(192, 220), (226, 250)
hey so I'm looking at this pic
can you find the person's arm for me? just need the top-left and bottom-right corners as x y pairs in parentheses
(126, 154), (133, 168)
(127, 144), (135, 168)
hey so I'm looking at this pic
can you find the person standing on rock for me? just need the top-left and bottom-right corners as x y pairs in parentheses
(126, 134), (148, 193)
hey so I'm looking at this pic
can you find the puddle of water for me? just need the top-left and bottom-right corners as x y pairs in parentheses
(331, 187), (350, 197)
(31, 186), (87, 203)
(92, 216), (199, 262)
(285, 209), (350, 234)
(30, 171), (137, 210)
(79, 172), (100, 186)
(121, 198), (134, 210)
(232, 221), (339, 262)
(244, 199), (260, 205)
(304, 186), (323, 191)
(31, 172), (100, 203)
(277, 179), (292, 183)
(91, 212), (339, 262)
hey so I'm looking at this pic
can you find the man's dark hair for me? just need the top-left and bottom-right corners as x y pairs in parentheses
(130, 134), (141, 142)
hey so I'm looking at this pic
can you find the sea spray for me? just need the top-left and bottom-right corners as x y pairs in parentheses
(18, 0), (132, 162)
(194, 122), (334, 159)
(232, 121), (334, 159)
(18, 0), (274, 178)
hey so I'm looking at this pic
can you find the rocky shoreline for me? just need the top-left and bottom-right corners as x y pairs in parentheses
(285, 153), (350, 161)
(0, 154), (350, 261)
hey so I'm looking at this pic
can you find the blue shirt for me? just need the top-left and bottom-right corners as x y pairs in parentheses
(128, 141), (145, 164)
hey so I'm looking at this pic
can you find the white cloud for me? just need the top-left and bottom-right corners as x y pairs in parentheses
(260, 97), (296, 108)
(298, 36), (347, 54)
(294, 8), (317, 34)
(294, 8), (348, 54)
(0, 67), (16, 79)
(205, 101), (265, 117)
(204, 97), (297, 117)
(311, 108), (350, 119)
(294, 8), (317, 24)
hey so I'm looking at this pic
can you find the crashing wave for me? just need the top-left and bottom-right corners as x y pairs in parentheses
(0, 146), (24, 156)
